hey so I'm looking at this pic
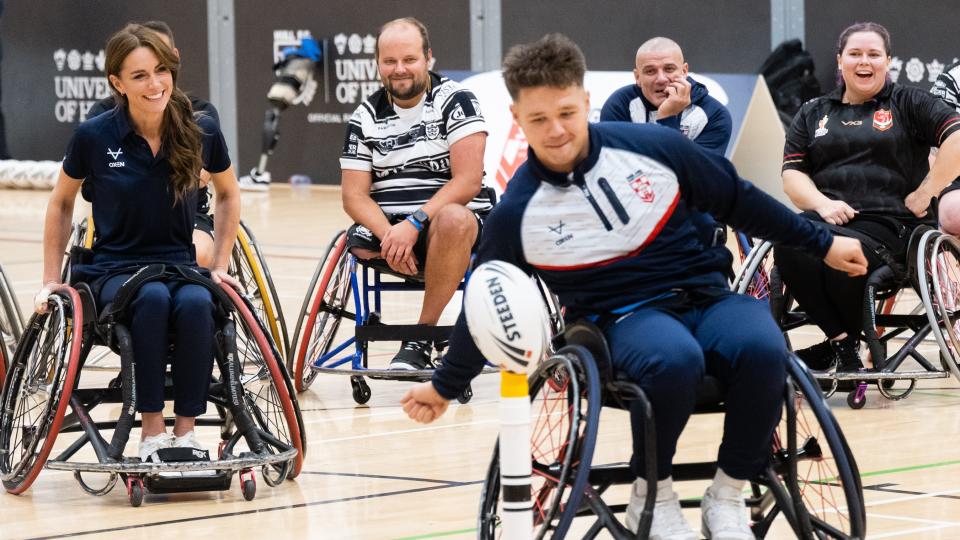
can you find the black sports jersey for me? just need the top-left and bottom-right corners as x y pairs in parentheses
(783, 82), (960, 221)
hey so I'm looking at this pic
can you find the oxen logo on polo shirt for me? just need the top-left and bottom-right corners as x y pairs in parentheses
(873, 109), (893, 131)
(106, 147), (124, 168)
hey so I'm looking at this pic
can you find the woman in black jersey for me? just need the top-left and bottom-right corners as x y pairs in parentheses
(774, 22), (960, 372)
(35, 24), (241, 461)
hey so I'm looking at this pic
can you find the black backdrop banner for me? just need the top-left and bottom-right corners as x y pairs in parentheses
(233, 0), (471, 185)
(2, 0), (209, 161)
(805, 1), (960, 93)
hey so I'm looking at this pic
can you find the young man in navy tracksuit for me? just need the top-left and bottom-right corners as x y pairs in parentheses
(401, 34), (867, 539)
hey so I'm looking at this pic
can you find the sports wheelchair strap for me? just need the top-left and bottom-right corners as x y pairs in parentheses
(99, 263), (235, 325)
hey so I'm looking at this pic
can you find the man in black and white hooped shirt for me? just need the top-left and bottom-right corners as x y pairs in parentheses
(340, 17), (489, 370)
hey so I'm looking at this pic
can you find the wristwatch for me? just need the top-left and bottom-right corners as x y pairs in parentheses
(410, 209), (430, 228)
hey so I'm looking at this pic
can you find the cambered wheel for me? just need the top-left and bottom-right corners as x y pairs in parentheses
(231, 220), (289, 360)
(0, 263), (25, 383)
(290, 231), (352, 393)
(478, 346), (601, 539)
(0, 288), (82, 494)
(220, 284), (305, 480)
(761, 359), (866, 539)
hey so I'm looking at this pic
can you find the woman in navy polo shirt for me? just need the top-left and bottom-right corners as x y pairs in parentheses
(35, 24), (241, 461)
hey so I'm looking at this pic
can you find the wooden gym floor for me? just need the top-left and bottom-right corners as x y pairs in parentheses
(1, 186), (959, 539)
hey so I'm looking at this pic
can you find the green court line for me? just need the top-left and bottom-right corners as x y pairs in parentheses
(394, 459), (960, 539)
(394, 527), (476, 540)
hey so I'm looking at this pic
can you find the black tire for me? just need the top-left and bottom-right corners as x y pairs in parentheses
(290, 231), (352, 393)
(457, 384), (473, 404)
(129, 481), (144, 507)
(0, 288), (83, 494)
(242, 478), (257, 501)
(351, 376), (371, 405)
(767, 358), (866, 539)
(846, 389), (867, 410)
(478, 346), (601, 539)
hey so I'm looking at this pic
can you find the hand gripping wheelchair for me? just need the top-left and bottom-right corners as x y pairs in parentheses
(477, 322), (866, 539)
(0, 264), (306, 506)
(0, 262), (24, 383)
(733, 224), (960, 409)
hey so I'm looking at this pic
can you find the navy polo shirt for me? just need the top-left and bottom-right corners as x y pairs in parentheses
(62, 106), (230, 258)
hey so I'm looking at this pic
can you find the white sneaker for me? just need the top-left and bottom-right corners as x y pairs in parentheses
(238, 170), (270, 192)
(172, 431), (204, 451)
(701, 484), (754, 539)
(626, 479), (698, 540)
(139, 432), (173, 462)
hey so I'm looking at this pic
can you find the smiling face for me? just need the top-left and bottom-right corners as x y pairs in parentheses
(377, 22), (432, 107)
(510, 84), (591, 173)
(634, 48), (688, 107)
(838, 31), (890, 104)
(108, 46), (173, 118)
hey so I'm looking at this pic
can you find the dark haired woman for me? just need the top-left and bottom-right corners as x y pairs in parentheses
(775, 21), (960, 372)
(35, 24), (241, 461)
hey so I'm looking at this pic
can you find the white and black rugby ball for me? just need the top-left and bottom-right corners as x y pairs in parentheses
(464, 260), (551, 374)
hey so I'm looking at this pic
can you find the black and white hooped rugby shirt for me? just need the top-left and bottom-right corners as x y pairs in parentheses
(340, 72), (491, 215)
(931, 61), (960, 113)
(432, 122), (832, 399)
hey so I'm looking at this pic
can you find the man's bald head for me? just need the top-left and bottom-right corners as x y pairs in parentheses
(376, 17), (431, 61)
(635, 37), (684, 64)
(633, 37), (688, 107)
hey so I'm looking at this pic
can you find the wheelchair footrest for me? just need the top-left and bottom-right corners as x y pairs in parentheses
(355, 324), (453, 343)
(812, 369), (949, 380)
(143, 469), (233, 494)
(45, 447), (297, 474)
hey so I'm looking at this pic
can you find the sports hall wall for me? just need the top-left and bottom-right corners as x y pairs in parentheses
(1, 0), (955, 187)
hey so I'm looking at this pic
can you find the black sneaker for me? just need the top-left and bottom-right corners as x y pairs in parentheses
(389, 340), (433, 370)
(831, 338), (863, 392)
(795, 340), (837, 371)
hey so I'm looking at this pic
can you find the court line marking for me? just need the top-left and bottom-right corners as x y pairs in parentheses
(26, 480), (485, 540)
(310, 418), (500, 445)
(394, 527), (476, 540)
(870, 523), (960, 538)
(300, 470), (463, 485)
(868, 512), (960, 526)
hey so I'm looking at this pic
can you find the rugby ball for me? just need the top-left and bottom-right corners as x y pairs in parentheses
(464, 260), (551, 373)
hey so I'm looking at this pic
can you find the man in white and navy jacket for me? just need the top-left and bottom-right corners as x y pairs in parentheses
(401, 34), (867, 540)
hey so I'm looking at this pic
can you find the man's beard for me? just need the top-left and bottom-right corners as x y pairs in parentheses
(386, 74), (428, 101)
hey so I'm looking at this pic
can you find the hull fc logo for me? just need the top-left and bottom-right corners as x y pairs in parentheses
(549, 220), (573, 246)
(628, 173), (655, 203)
(107, 147), (124, 168)
(873, 109), (893, 131)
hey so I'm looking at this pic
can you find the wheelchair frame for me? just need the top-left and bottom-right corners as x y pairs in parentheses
(478, 322), (867, 539)
(288, 229), (502, 404)
(733, 229), (960, 409)
(0, 278), (305, 507)
(0, 262), (24, 383)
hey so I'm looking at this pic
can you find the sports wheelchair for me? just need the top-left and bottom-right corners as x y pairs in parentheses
(288, 229), (491, 404)
(0, 262), (25, 383)
(67, 216), (290, 361)
(0, 264), (305, 506)
(732, 226), (960, 409)
(478, 322), (866, 539)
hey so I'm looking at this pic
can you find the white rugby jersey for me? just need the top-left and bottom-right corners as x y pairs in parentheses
(340, 72), (490, 214)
